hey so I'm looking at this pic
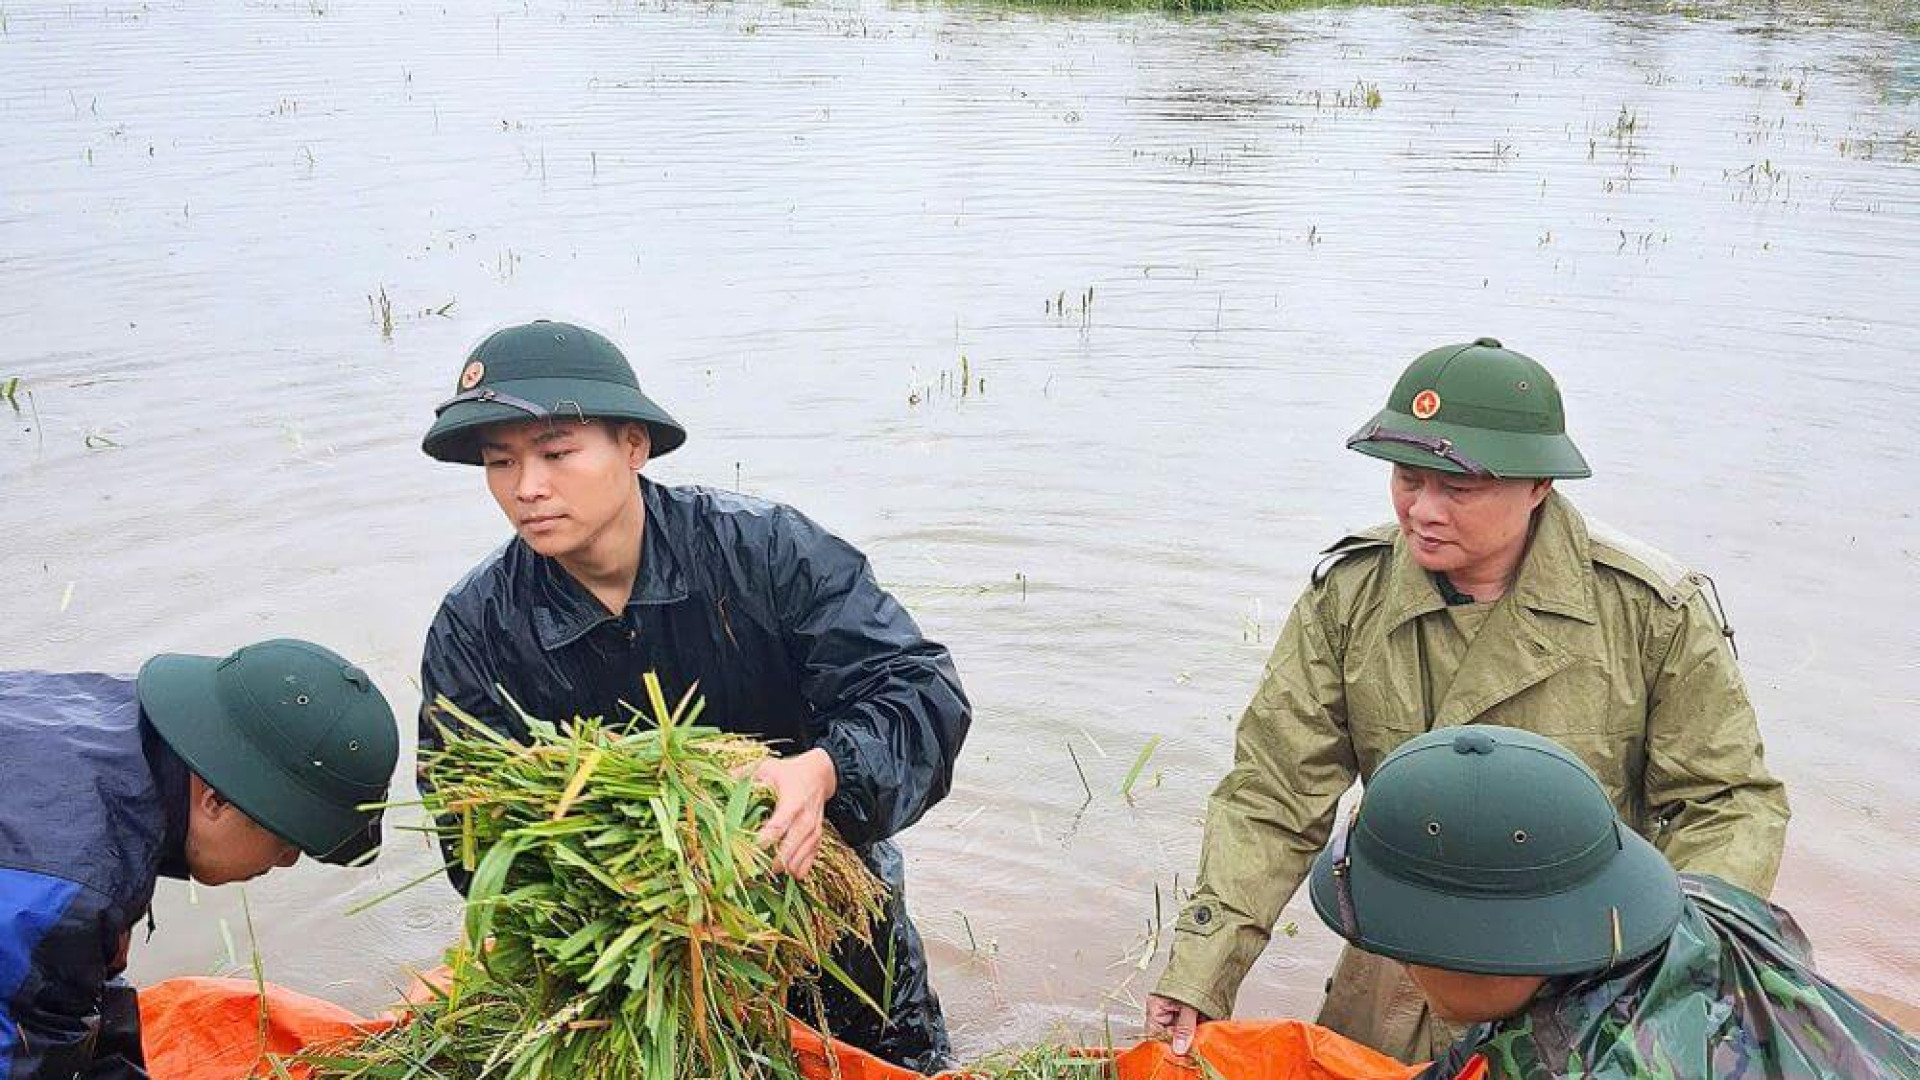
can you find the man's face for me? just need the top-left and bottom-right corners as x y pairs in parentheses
(1404, 963), (1548, 1024)
(184, 776), (301, 886)
(1390, 465), (1552, 576)
(478, 420), (651, 559)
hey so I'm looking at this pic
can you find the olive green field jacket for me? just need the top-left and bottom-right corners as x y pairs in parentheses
(1156, 492), (1790, 1022)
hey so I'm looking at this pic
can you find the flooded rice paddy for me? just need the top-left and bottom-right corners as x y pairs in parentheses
(2, 0), (1917, 1054)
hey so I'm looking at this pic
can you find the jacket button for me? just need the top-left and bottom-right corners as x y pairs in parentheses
(1193, 906), (1212, 925)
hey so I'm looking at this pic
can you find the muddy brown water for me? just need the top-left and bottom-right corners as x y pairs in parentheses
(2, 0), (1916, 1056)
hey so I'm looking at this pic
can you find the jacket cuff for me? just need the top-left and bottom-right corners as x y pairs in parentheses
(1152, 971), (1234, 1026)
(1155, 900), (1259, 1022)
(817, 734), (877, 846)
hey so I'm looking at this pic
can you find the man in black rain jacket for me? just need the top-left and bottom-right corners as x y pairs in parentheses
(417, 320), (971, 1072)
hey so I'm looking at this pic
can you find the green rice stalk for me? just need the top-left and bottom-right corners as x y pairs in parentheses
(961, 1044), (1116, 1080)
(1119, 736), (1161, 801)
(299, 674), (884, 1080)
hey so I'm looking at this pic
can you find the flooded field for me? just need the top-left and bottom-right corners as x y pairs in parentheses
(2, 0), (1916, 1055)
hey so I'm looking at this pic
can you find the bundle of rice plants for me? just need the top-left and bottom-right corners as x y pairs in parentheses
(300, 673), (884, 1080)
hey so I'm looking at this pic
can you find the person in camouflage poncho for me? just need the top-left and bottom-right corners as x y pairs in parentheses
(1303, 725), (1917, 1080)
(1424, 874), (1919, 1080)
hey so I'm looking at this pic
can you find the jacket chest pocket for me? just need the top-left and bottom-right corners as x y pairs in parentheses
(1478, 658), (1646, 805)
(1345, 663), (1428, 778)
(1486, 655), (1645, 736)
(1482, 657), (1651, 807)
(1344, 631), (1642, 779)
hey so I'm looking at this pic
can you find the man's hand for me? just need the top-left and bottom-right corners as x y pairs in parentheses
(751, 748), (838, 879)
(1144, 993), (1206, 1057)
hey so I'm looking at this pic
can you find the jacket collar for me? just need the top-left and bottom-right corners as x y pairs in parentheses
(530, 477), (690, 652)
(1505, 491), (1599, 624)
(1382, 490), (1599, 631)
(141, 715), (192, 881)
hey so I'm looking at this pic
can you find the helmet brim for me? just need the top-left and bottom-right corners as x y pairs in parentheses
(422, 376), (688, 465)
(137, 654), (382, 866)
(1348, 408), (1591, 479)
(1308, 821), (1681, 976)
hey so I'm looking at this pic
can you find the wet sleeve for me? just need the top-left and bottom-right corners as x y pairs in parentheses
(1155, 593), (1357, 1022)
(1642, 591), (1790, 896)
(0, 870), (117, 1080)
(418, 602), (523, 763)
(418, 603), (520, 893)
(767, 505), (971, 850)
(78, 981), (147, 1080)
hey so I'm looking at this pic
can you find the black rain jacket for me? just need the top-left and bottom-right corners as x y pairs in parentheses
(419, 479), (971, 1071)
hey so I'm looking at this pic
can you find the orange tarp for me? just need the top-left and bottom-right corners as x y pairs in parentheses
(791, 1020), (1427, 1080)
(141, 977), (1427, 1080)
(139, 978), (395, 1080)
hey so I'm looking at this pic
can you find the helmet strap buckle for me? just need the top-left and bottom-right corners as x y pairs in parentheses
(1330, 804), (1362, 939)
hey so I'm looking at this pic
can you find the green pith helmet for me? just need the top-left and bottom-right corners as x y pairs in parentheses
(1347, 339), (1591, 479)
(1308, 726), (1681, 975)
(422, 320), (688, 465)
(137, 640), (400, 865)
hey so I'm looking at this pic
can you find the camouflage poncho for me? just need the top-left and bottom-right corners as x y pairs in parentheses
(1424, 875), (1919, 1080)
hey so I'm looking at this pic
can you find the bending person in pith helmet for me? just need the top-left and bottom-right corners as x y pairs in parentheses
(0, 641), (401, 1080)
(416, 320), (971, 1072)
(1307, 726), (1918, 1079)
(1146, 339), (1790, 1063)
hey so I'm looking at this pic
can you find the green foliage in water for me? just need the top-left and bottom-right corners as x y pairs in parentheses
(965, 1044), (1119, 1079)
(921, 0), (1564, 15)
(914, 0), (1912, 28)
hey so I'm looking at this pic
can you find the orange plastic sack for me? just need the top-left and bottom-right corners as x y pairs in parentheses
(142, 978), (1425, 1080)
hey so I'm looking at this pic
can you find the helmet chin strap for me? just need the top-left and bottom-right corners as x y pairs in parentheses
(1349, 424), (1494, 478)
(1330, 802), (1362, 940)
(434, 386), (550, 418)
(435, 387), (595, 423)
